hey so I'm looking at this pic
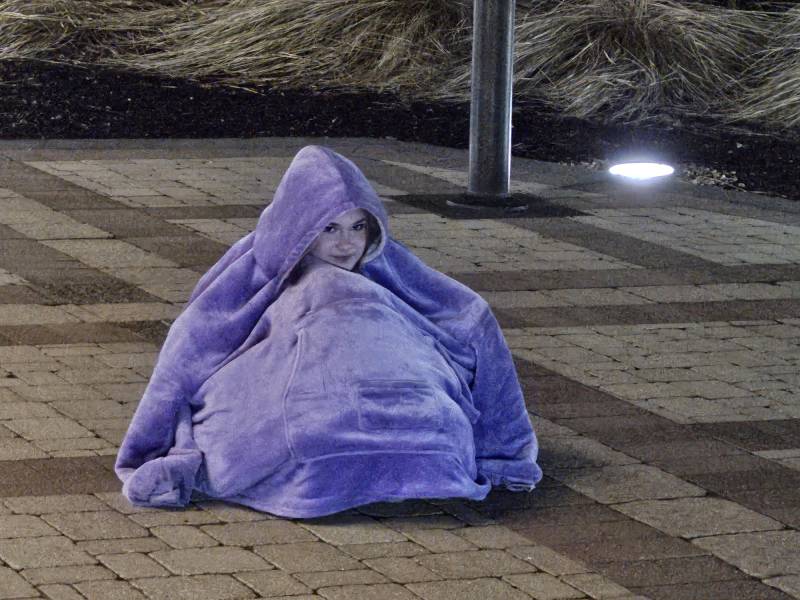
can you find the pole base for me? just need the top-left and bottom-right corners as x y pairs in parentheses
(446, 193), (529, 213)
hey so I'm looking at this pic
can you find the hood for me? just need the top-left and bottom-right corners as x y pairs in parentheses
(253, 145), (388, 283)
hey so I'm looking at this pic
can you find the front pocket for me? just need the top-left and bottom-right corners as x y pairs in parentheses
(357, 380), (444, 432)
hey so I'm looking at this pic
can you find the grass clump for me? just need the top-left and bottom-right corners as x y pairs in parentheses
(0, 0), (187, 62)
(734, 6), (800, 128)
(502, 0), (773, 123)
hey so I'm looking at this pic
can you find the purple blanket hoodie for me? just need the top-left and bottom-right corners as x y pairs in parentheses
(116, 145), (542, 517)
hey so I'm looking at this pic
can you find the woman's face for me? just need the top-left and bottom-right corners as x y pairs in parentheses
(308, 208), (370, 271)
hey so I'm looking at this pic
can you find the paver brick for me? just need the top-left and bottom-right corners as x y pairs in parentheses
(0, 515), (59, 538)
(612, 497), (783, 538)
(0, 536), (96, 569)
(317, 583), (418, 600)
(363, 557), (443, 583)
(301, 515), (407, 545)
(132, 574), (257, 600)
(149, 546), (272, 575)
(77, 537), (168, 555)
(4, 418), (92, 440)
(508, 545), (590, 576)
(294, 569), (388, 589)
(407, 578), (531, 600)
(634, 579), (796, 600)
(234, 570), (311, 597)
(453, 525), (533, 549)
(43, 511), (147, 541)
(150, 525), (219, 549)
(765, 575), (800, 598)
(416, 549), (536, 578)
(20, 564), (115, 585)
(693, 530), (800, 578)
(503, 573), (587, 599)
(0, 566), (38, 599)
(254, 542), (361, 573)
(75, 579), (148, 600)
(128, 509), (221, 527)
(339, 541), (427, 559)
(554, 465), (705, 504)
(4, 494), (108, 515)
(0, 438), (49, 460)
(38, 583), (84, 600)
(561, 573), (633, 599)
(197, 501), (272, 523)
(405, 528), (476, 553)
(98, 552), (171, 578)
(380, 515), (463, 532)
(201, 520), (316, 546)
(599, 555), (748, 587)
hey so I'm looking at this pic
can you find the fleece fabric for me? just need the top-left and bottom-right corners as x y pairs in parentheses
(115, 145), (542, 517)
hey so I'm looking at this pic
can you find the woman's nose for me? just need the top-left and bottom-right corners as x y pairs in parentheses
(337, 230), (359, 245)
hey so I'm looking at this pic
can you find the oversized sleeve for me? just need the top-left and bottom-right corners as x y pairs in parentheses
(115, 245), (277, 506)
(468, 308), (542, 490)
(364, 238), (542, 491)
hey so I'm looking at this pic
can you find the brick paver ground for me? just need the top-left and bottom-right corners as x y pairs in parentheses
(0, 137), (798, 599)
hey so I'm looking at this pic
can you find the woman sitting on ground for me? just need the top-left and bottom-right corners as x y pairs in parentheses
(115, 145), (542, 518)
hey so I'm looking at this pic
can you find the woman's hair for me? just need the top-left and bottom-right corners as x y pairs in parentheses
(354, 211), (381, 271)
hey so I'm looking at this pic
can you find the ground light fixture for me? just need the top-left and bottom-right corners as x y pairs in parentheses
(608, 162), (675, 180)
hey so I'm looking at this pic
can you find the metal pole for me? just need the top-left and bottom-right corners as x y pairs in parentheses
(468, 0), (514, 200)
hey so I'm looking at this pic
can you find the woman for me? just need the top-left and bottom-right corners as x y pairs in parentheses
(115, 145), (542, 517)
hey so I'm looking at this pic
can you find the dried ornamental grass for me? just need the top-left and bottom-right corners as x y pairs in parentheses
(0, 0), (188, 62)
(734, 6), (800, 128)
(109, 0), (470, 93)
(480, 0), (774, 124)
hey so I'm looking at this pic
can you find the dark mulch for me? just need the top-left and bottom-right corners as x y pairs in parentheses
(1, 59), (798, 201)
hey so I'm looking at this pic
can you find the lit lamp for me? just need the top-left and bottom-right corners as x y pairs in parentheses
(609, 162), (674, 180)
(606, 148), (675, 184)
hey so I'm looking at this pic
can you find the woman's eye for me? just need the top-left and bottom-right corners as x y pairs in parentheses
(323, 225), (336, 233)
(353, 223), (366, 231)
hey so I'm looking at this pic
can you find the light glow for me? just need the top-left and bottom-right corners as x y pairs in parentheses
(609, 162), (674, 180)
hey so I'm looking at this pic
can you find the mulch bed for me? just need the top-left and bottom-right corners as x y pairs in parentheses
(1, 59), (798, 201)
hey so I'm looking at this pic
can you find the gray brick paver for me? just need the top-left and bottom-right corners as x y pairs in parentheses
(317, 583), (418, 600)
(42, 511), (148, 541)
(294, 569), (388, 590)
(362, 557), (443, 583)
(253, 542), (361, 573)
(406, 578), (531, 600)
(300, 515), (407, 545)
(98, 552), (171, 578)
(37, 584), (84, 600)
(132, 574), (257, 600)
(694, 530), (800, 579)
(0, 566), (38, 599)
(612, 497), (784, 539)
(508, 546), (590, 576)
(75, 579), (149, 599)
(339, 541), (427, 559)
(554, 465), (705, 504)
(416, 549), (536, 578)
(503, 573), (587, 599)
(404, 528), (475, 553)
(0, 536), (96, 569)
(234, 570), (311, 597)
(19, 564), (115, 585)
(201, 520), (316, 546)
(149, 546), (272, 575)
(0, 515), (58, 538)
(150, 525), (219, 549)
(76, 537), (168, 556)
